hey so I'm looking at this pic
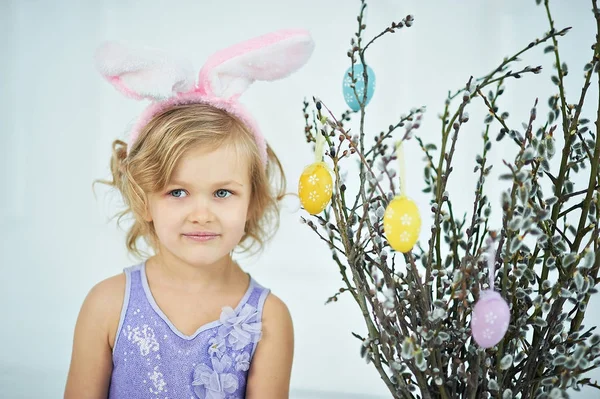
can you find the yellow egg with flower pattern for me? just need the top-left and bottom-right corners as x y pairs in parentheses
(383, 195), (421, 253)
(298, 162), (333, 215)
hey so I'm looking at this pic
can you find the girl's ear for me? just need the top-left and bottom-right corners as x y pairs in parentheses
(245, 207), (253, 227)
(142, 202), (153, 223)
(245, 202), (257, 231)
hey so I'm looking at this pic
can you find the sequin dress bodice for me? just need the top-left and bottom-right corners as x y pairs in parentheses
(109, 262), (270, 399)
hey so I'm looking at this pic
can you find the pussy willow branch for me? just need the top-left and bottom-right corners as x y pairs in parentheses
(570, 12), (600, 254)
(568, 0), (600, 337)
(426, 86), (470, 303)
(320, 100), (430, 398)
(318, 106), (401, 395)
(521, 4), (600, 394)
(497, 100), (538, 389)
(469, 81), (503, 260)
(347, 12), (417, 224)
(543, 21), (580, 291)
(424, 28), (556, 297)
(544, 0), (570, 137)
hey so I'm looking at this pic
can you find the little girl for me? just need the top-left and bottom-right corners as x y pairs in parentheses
(64, 30), (314, 399)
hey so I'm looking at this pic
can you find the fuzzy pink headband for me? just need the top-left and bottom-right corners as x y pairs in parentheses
(94, 29), (315, 168)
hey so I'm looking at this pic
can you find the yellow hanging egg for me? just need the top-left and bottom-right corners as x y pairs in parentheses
(298, 162), (333, 215)
(383, 195), (421, 253)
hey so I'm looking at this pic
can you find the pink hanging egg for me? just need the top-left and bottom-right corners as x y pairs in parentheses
(471, 290), (510, 348)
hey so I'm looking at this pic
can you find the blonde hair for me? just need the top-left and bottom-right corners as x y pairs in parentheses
(96, 103), (286, 258)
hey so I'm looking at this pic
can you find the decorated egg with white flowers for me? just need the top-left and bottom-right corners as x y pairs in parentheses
(471, 289), (510, 348)
(383, 195), (421, 253)
(298, 162), (333, 215)
(342, 64), (376, 112)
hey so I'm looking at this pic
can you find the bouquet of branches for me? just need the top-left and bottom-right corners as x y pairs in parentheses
(297, 1), (600, 398)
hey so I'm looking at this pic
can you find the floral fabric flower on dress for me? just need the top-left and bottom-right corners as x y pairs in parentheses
(208, 335), (226, 358)
(234, 352), (250, 372)
(192, 355), (239, 399)
(218, 304), (262, 350)
(192, 303), (263, 398)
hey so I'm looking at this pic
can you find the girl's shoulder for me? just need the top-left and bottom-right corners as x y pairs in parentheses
(261, 292), (292, 330)
(65, 271), (127, 397)
(88, 272), (126, 309)
(83, 271), (127, 349)
(243, 292), (294, 394)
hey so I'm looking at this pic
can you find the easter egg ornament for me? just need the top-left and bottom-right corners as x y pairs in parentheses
(471, 241), (511, 348)
(383, 141), (421, 253)
(298, 129), (333, 215)
(342, 64), (376, 112)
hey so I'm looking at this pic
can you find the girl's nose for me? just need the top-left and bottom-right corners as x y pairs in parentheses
(189, 198), (215, 224)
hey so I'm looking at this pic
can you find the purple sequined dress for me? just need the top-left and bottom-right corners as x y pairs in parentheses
(108, 262), (270, 399)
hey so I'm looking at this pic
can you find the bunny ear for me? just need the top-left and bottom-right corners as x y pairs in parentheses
(95, 41), (196, 101)
(198, 29), (315, 100)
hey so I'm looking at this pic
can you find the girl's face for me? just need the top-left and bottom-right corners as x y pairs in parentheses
(145, 143), (252, 268)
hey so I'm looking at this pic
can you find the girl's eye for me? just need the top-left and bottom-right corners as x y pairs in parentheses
(215, 189), (232, 199)
(169, 189), (187, 198)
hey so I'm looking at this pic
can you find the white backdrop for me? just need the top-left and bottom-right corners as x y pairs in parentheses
(1, 0), (599, 398)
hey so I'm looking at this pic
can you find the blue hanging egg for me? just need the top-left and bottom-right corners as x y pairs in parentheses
(342, 64), (376, 112)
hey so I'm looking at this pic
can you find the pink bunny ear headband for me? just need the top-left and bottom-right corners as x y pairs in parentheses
(94, 29), (315, 168)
